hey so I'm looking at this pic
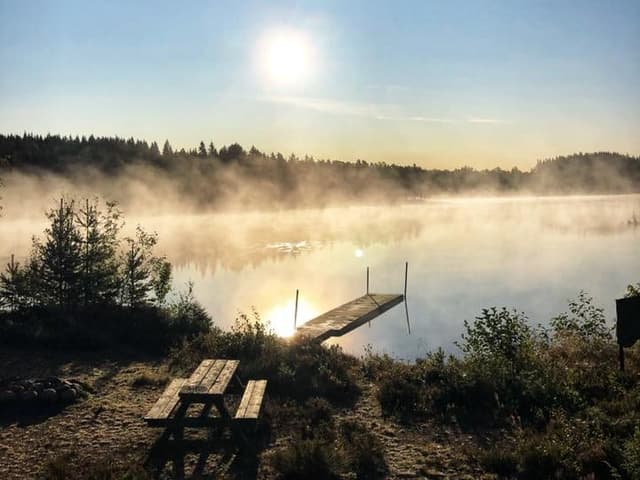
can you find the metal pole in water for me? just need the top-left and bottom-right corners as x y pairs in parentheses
(366, 267), (370, 295)
(294, 289), (299, 330)
(404, 261), (408, 298)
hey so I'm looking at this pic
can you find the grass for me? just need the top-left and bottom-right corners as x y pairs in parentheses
(130, 370), (171, 388)
(42, 453), (150, 480)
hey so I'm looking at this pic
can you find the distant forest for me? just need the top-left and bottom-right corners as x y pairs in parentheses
(1, 133), (639, 209)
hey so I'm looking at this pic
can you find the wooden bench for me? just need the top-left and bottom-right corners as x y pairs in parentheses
(144, 378), (187, 427)
(234, 380), (267, 422)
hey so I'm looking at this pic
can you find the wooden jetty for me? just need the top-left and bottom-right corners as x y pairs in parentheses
(295, 293), (404, 342)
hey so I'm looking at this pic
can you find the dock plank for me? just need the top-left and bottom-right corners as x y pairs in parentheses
(296, 294), (404, 342)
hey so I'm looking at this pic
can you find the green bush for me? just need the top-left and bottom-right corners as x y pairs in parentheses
(550, 291), (611, 342)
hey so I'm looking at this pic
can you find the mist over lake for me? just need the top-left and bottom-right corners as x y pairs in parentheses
(3, 194), (637, 358)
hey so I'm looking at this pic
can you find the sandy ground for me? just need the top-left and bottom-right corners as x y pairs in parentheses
(0, 348), (493, 479)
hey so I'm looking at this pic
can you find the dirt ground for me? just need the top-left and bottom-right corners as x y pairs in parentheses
(0, 348), (493, 479)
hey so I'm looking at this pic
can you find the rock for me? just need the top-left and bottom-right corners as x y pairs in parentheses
(20, 389), (38, 401)
(58, 387), (77, 402)
(11, 384), (25, 394)
(0, 390), (16, 403)
(40, 388), (58, 403)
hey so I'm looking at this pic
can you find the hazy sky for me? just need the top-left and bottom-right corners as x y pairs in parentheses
(1, 0), (638, 169)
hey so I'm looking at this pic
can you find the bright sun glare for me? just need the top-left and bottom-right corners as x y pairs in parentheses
(265, 297), (319, 337)
(262, 29), (313, 85)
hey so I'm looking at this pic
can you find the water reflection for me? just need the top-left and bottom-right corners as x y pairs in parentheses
(1, 195), (639, 357)
(264, 295), (320, 337)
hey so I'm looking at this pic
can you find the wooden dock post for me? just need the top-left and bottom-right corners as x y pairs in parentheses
(404, 262), (408, 298)
(294, 289), (299, 329)
(366, 267), (370, 295)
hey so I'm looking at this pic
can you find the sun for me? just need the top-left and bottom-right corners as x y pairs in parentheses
(261, 29), (314, 85)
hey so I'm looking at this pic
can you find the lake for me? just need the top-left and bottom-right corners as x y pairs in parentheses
(1, 194), (639, 359)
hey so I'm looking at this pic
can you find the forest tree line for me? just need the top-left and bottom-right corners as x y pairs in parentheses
(1, 133), (639, 209)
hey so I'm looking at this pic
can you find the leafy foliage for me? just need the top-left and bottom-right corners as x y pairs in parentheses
(0, 197), (210, 352)
(550, 290), (611, 342)
(367, 289), (640, 479)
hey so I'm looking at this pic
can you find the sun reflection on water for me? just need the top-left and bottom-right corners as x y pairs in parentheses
(264, 297), (320, 337)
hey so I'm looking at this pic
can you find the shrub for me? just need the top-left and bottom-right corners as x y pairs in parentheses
(622, 427), (640, 479)
(271, 439), (342, 480)
(458, 307), (543, 373)
(339, 419), (388, 479)
(376, 364), (421, 421)
(550, 291), (611, 342)
(170, 314), (360, 404)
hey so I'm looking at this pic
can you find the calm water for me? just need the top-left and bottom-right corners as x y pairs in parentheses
(2, 195), (639, 359)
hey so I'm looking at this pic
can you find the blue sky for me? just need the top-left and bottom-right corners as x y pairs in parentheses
(1, 0), (638, 168)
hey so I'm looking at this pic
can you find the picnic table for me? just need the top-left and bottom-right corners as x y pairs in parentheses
(144, 359), (267, 477)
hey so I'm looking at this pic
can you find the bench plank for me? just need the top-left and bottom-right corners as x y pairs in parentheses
(199, 360), (226, 392)
(210, 360), (239, 395)
(235, 380), (267, 420)
(144, 378), (187, 422)
(180, 359), (239, 400)
(182, 359), (216, 393)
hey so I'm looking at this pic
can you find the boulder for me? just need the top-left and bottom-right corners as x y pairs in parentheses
(40, 388), (58, 403)
(58, 387), (77, 402)
(0, 390), (16, 403)
(20, 389), (38, 401)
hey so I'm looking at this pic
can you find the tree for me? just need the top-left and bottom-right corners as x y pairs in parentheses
(119, 227), (172, 307)
(198, 141), (207, 157)
(162, 140), (173, 157)
(76, 198), (122, 306)
(36, 198), (83, 309)
(0, 254), (28, 311)
(149, 141), (160, 156)
(208, 141), (218, 157)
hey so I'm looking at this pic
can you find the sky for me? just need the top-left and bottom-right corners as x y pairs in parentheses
(0, 0), (639, 169)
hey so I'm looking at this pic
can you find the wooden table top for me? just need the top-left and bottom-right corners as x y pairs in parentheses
(179, 359), (239, 401)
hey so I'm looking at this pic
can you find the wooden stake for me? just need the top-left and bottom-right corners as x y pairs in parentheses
(366, 267), (369, 295)
(404, 262), (408, 298)
(294, 289), (299, 330)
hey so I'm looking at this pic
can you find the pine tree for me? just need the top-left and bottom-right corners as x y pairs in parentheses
(162, 140), (173, 157)
(76, 198), (122, 306)
(208, 141), (218, 157)
(198, 141), (207, 157)
(0, 254), (28, 311)
(37, 198), (82, 309)
(119, 227), (171, 307)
